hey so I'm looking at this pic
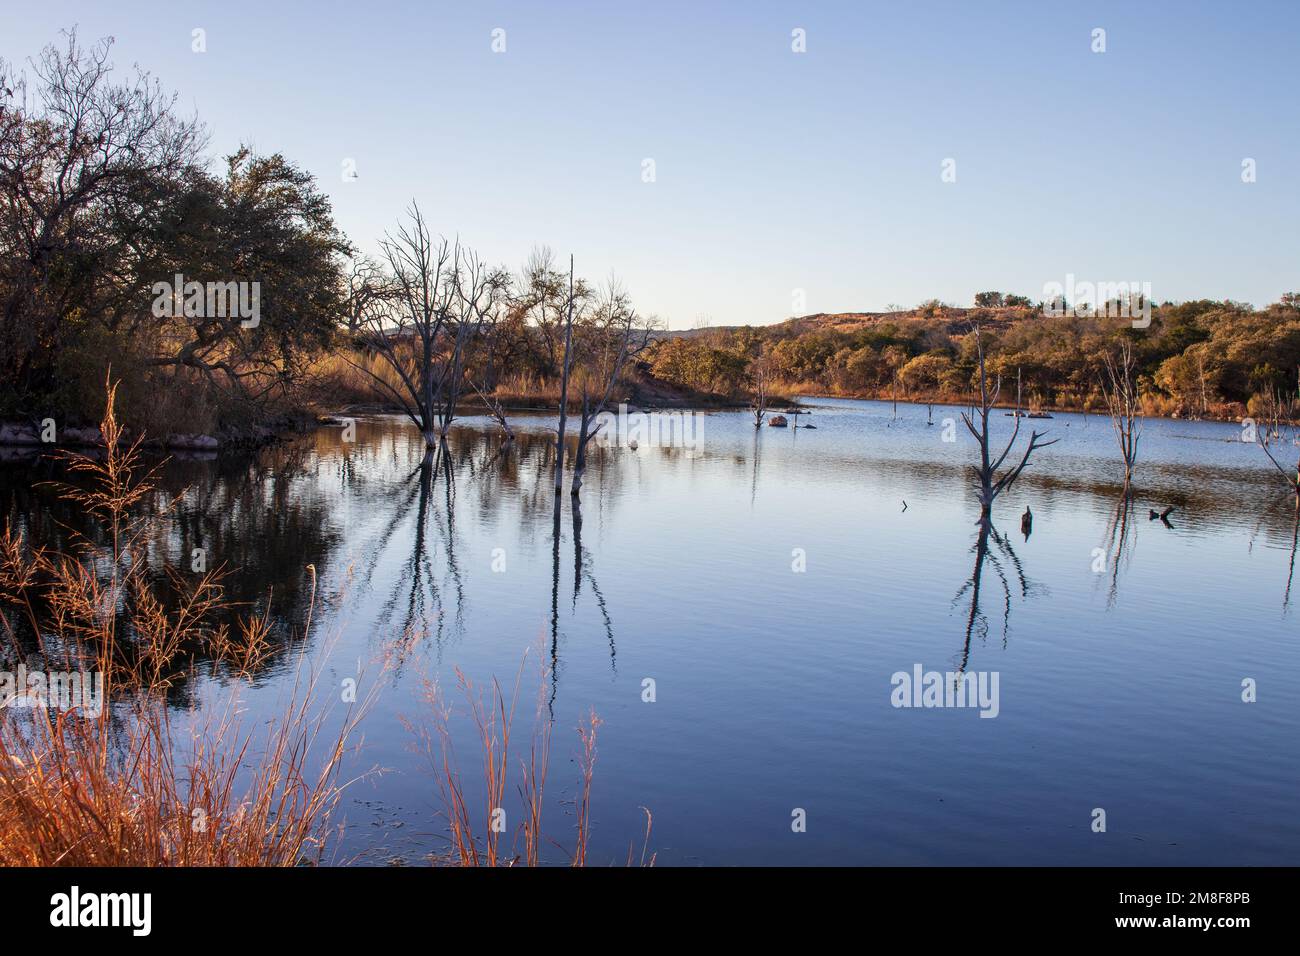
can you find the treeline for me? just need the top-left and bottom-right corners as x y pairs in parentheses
(0, 32), (656, 441)
(0, 32), (352, 437)
(6, 32), (1299, 438)
(647, 296), (1300, 419)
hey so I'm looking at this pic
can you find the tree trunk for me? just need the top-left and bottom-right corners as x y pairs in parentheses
(572, 393), (590, 496)
(554, 256), (574, 496)
(572, 429), (589, 494)
(422, 333), (437, 448)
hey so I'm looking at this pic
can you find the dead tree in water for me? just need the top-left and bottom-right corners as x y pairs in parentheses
(471, 380), (515, 443)
(343, 258), (392, 333)
(571, 279), (651, 496)
(750, 357), (772, 427)
(1255, 431), (1300, 497)
(553, 256), (575, 496)
(1258, 388), (1298, 447)
(348, 203), (501, 460)
(436, 271), (500, 440)
(469, 286), (519, 448)
(1250, 385), (1300, 496)
(960, 326), (1058, 525)
(1100, 340), (1142, 489)
(348, 205), (450, 455)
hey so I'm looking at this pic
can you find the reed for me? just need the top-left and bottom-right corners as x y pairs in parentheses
(410, 657), (652, 867)
(1, 378), (646, 867)
(0, 379), (368, 865)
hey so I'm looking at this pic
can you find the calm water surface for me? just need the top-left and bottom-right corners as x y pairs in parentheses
(4, 398), (1298, 865)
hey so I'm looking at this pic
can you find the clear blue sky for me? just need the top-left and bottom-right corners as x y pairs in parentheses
(4, 0), (1298, 328)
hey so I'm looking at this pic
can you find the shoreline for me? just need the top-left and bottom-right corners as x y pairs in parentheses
(783, 389), (1251, 426)
(0, 390), (1249, 456)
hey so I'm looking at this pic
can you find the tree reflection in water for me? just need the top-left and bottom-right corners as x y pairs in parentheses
(951, 522), (1043, 674)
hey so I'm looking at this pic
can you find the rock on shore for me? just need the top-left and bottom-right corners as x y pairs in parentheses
(0, 422), (221, 450)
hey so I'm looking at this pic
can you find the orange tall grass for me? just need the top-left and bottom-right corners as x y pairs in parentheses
(0, 380), (368, 865)
(409, 657), (652, 867)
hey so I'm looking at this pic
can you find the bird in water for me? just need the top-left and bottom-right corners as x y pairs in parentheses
(1020, 506), (1033, 539)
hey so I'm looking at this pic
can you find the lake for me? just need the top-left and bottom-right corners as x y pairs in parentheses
(3, 397), (1297, 865)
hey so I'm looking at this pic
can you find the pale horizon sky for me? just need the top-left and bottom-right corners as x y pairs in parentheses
(3, 0), (1298, 328)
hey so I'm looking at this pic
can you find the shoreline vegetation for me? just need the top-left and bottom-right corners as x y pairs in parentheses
(5, 35), (1300, 453)
(0, 385), (365, 865)
(0, 384), (642, 866)
(637, 299), (1300, 427)
(8, 293), (1298, 453)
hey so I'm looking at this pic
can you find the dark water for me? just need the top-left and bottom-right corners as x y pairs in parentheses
(4, 398), (1298, 865)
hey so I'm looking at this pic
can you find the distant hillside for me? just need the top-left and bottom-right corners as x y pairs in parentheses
(660, 306), (1025, 340)
(642, 297), (1300, 421)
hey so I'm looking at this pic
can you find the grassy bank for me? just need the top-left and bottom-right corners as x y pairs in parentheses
(310, 348), (767, 416)
(0, 386), (364, 864)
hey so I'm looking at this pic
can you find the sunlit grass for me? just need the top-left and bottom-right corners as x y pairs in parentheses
(0, 380), (369, 865)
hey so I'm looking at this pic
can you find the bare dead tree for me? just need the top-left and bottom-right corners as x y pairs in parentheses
(1196, 350), (1210, 419)
(464, 271), (523, 449)
(1255, 429), (1300, 496)
(1100, 339), (1142, 488)
(1249, 380), (1300, 496)
(347, 203), (501, 459)
(554, 256), (575, 496)
(1258, 388), (1297, 446)
(343, 258), (392, 333)
(470, 379), (514, 443)
(434, 254), (504, 439)
(571, 278), (652, 495)
(347, 204), (451, 453)
(960, 325), (1058, 525)
(750, 355), (772, 427)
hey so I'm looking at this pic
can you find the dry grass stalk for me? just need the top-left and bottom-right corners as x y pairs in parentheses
(410, 655), (644, 867)
(0, 379), (371, 865)
(571, 708), (601, 867)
